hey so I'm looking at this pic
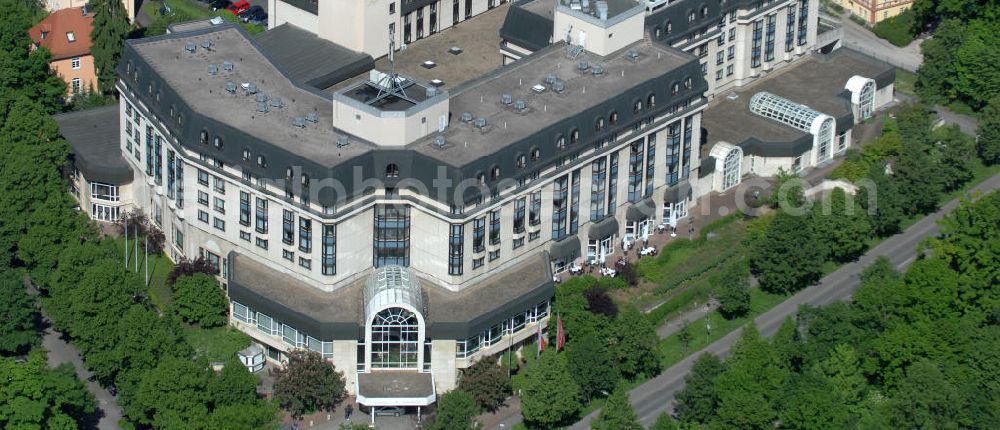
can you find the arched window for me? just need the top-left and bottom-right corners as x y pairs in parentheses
(595, 117), (605, 131)
(369, 307), (420, 369)
(213, 136), (223, 150)
(684, 77), (692, 89)
(200, 130), (209, 144)
(688, 10), (696, 22)
(654, 27), (662, 38)
(666, 20), (672, 34)
(609, 111), (618, 126)
(477, 172), (486, 184)
(257, 155), (267, 168)
(286, 167), (294, 180)
(859, 81), (876, 120)
(570, 128), (580, 144)
(633, 100), (643, 114)
(723, 147), (742, 190)
(701, 5), (709, 17)
(515, 154), (527, 169)
(386, 163), (400, 178)
(555, 135), (566, 150)
(491, 165), (501, 180)
(242, 148), (250, 161)
(530, 148), (541, 161)
(671, 82), (680, 95)
(648, 93), (656, 108)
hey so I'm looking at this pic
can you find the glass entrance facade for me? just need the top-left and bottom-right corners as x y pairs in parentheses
(370, 307), (421, 369)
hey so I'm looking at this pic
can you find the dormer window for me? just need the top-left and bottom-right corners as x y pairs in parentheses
(665, 20), (672, 34)
(684, 77), (693, 89)
(648, 93), (656, 108)
(40, 31), (48, 39)
(257, 155), (267, 168)
(200, 130), (209, 144)
(609, 111), (618, 125)
(516, 154), (527, 169)
(556, 135), (566, 150)
(570, 129), (579, 144)
(530, 148), (541, 161)
(213, 136), (223, 150)
(242, 148), (250, 161)
(688, 11), (696, 22)
(66, 31), (76, 42)
(477, 172), (486, 184)
(672, 82), (680, 95)
(633, 100), (643, 114)
(386, 163), (400, 178)
(286, 167), (294, 180)
(595, 117), (606, 131)
(701, 5), (709, 17)
(491, 166), (501, 180)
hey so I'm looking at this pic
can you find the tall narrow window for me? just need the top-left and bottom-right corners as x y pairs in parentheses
(765, 13), (776, 62)
(529, 190), (541, 226)
(785, 5), (797, 52)
(590, 158), (607, 221)
(373, 205), (410, 267)
(240, 191), (251, 226)
(255, 198), (268, 233)
(167, 150), (176, 199)
(322, 224), (336, 275)
(299, 218), (312, 253)
(153, 136), (163, 185)
(473, 217), (486, 252)
(569, 170), (580, 235)
(797, 0), (809, 45)
(449, 224), (463, 275)
(627, 141), (644, 202)
(489, 209), (501, 245)
(644, 137), (656, 197)
(283, 210), (294, 245)
(513, 197), (526, 233)
(751, 19), (763, 68)
(607, 152), (619, 215)
(551, 176), (569, 240)
(666, 122), (681, 186)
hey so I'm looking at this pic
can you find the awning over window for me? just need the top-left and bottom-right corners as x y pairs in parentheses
(548, 236), (581, 261)
(356, 371), (435, 407)
(664, 180), (691, 204)
(626, 198), (657, 222)
(588, 217), (619, 240)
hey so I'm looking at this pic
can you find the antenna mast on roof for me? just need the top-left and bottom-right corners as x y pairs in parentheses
(373, 26), (414, 104)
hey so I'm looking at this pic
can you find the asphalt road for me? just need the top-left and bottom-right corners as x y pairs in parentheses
(567, 171), (1000, 429)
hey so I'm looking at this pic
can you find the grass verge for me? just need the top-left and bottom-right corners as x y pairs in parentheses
(183, 325), (252, 363)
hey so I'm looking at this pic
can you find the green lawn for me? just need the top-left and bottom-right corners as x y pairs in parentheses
(894, 69), (917, 97)
(184, 325), (252, 363)
(142, 0), (265, 35)
(658, 289), (786, 367)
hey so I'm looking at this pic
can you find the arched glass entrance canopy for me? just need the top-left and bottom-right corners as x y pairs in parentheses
(363, 266), (425, 371)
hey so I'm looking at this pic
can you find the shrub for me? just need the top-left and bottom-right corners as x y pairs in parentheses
(172, 273), (228, 327)
(873, 10), (915, 47)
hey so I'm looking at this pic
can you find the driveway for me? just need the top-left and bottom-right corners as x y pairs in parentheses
(830, 12), (923, 72)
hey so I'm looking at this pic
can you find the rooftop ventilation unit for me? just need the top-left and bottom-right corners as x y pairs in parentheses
(256, 102), (268, 113)
(591, 64), (605, 75)
(552, 79), (566, 93)
(292, 117), (305, 128)
(434, 134), (446, 147)
(596, 1), (609, 20)
(225, 82), (236, 93)
(336, 136), (350, 148)
(515, 100), (527, 111)
(570, 0), (582, 10)
(582, 0), (590, 8)
(185, 42), (196, 53)
(207, 64), (218, 75)
(578, 61), (590, 71)
(545, 75), (558, 85)
(474, 117), (487, 129)
(531, 84), (546, 93)
(270, 97), (283, 108)
(627, 48), (641, 62)
(246, 83), (258, 94)
(501, 94), (513, 105)
(306, 112), (319, 123)
(223, 61), (234, 71)
(255, 93), (268, 103)
(461, 112), (474, 123)
(426, 87), (438, 97)
(201, 39), (212, 50)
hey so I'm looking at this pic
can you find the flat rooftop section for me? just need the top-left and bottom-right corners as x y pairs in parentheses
(328, 4), (510, 93)
(413, 41), (692, 166)
(357, 372), (434, 402)
(167, 18), (220, 34)
(423, 253), (554, 338)
(129, 25), (373, 166)
(702, 48), (894, 154)
(339, 78), (436, 111)
(256, 23), (374, 90)
(54, 104), (133, 184)
(549, 0), (642, 20)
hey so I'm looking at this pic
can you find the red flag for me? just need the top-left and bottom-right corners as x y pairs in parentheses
(537, 323), (546, 354)
(556, 314), (565, 351)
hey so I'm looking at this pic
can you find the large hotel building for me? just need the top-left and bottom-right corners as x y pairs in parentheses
(54, 0), (894, 411)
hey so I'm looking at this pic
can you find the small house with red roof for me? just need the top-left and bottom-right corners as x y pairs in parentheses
(28, 7), (97, 97)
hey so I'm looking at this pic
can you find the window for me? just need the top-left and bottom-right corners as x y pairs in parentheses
(448, 224), (463, 275)
(489, 209), (501, 245)
(299, 257), (311, 270)
(198, 191), (209, 206)
(633, 100), (643, 114)
(765, 13), (776, 62)
(66, 31), (75, 42)
(491, 165), (501, 180)
(628, 142), (644, 202)
(239, 192), (251, 226)
(729, 28), (736, 42)
(688, 11), (696, 22)
(200, 130), (209, 145)
(197, 169), (209, 186)
(595, 117), (605, 131)
(71, 57), (81, 70)
(671, 82), (680, 95)
(726, 64), (734, 76)
(684, 77), (692, 89)
(716, 51), (724, 65)
(386, 163), (400, 178)
(513, 197), (526, 233)
(369, 307), (420, 369)
(551, 175), (568, 240)
(213, 136), (223, 150)
(197, 210), (209, 223)
(473, 257), (485, 269)
(516, 154), (527, 169)
(786, 6), (797, 52)
(213, 217), (225, 231)
(389, 2), (395, 13)
(530, 148), (541, 161)
(751, 19), (763, 68)
(71, 78), (81, 94)
(609, 111), (618, 125)
(472, 216), (486, 252)
(716, 70), (723, 80)
(90, 182), (119, 201)
(213, 177), (225, 193)
(283, 249), (294, 261)
(798, 0), (809, 45)
(240, 230), (251, 242)
(529, 190), (541, 226)
(373, 205), (410, 267)
(727, 45), (735, 60)
(213, 197), (225, 214)
(255, 198), (268, 233)
(607, 152), (618, 215)
(299, 217), (312, 253)
(256, 237), (268, 249)
(488, 250), (500, 261)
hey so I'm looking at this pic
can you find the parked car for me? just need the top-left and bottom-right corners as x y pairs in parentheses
(226, 0), (250, 14)
(239, 5), (264, 22)
(374, 406), (404, 417)
(210, 0), (231, 11)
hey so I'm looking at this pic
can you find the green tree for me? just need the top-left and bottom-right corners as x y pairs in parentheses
(425, 390), (477, 430)
(0, 351), (95, 429)
(210, 358), (260, 407)
(565, 333), (617, 401)
(771, 317), (804, 372)
(750, 209), (824, 294)
(273, 350), (346, 419)
(930, 125), (976, 192)
(591, 384), (641, 430)
(893, 136), (942, 216)
(0, 1), (66, 110)
(886, 360), (961, 429)
(952, 19), (1000, 110)
(520, 350), (582, 429)
(172, 273), (228, 327)
(205, 400), (280, 430)
(977, 96), (1000, 165)
(127, 355), (213, 429)
(649, 413), (679, 430)
(778, 373), (850, 429)
(811, 187), (871, 263)
(674, 353), (724, 424)
(713, 325), (788, 429)
(90, 0), (131, 93)
(0, 270), (37, 354)
(872, 9), (915, 47)
(858, 164), (905, 237)
(609, 306), (662, 380)
(457, 356), (511, 412)
(716, 262), (751, 319)
(915, 19), (964, 104)
(812, 344), (868, 406)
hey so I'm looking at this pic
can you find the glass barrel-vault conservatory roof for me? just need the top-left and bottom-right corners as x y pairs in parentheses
(364, 265), (424, 322)
(748, 91), (822, 133)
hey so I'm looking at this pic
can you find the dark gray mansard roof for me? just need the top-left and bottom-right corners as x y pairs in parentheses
(120, 23), (705, 209)
(54, 105), (133, 184)
(227, 251), (555, 340)
(701, 48), (895, 160)
(499, 2), (554, 51)
(255, 23), (374, 90)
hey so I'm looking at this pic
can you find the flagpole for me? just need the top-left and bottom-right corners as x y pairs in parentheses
(124, 218), (128, 269)
(133, 219), (139, 273)
(144, 235), (149, 286)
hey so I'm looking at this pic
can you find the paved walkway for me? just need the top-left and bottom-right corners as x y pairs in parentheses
(830, 11), (923, 72)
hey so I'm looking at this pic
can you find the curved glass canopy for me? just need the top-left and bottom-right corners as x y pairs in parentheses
(748, 91), (822, 133)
